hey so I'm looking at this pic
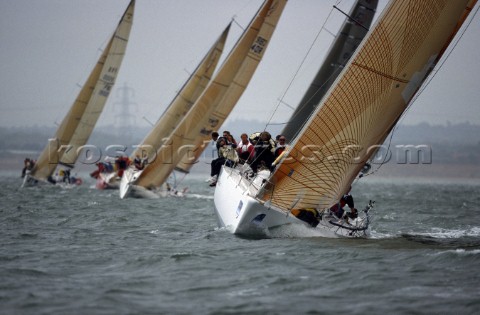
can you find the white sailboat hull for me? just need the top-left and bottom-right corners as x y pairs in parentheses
(125, 184), (164, 199)
(21, 173), (41, 188)
(119, 167), (143, 199)
(214, 166), (370, 238)
(120, 168), (183, 199)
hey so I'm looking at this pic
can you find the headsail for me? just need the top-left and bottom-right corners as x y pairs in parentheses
(136, 0), (288, 188)
(30, 0), (135, 180)
(281, 0), (378, 141)
(130, 23), (231, 163)
(263, 0), (477, 212)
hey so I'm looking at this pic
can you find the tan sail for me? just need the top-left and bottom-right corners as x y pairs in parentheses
(263, 0), (477, 212)
(31, 0), (135, 180)
(281, 0), (378, 141)
(130, 23), (231, 162)
(136, 0), (288, 188)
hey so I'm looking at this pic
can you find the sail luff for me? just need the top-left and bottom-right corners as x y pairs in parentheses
(263, 0), (477, 213)
(31, 0), (135, 180)
(137, 0), (287, 188)
(130, 22), (231, 162)
(281, 0), (378, 142)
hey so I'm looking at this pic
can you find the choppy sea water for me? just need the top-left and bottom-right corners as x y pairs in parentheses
(1, 171), (480, 315)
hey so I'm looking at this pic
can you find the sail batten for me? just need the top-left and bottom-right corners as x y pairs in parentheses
(264, 0), (477, 212)
(114, 35), (129, 42)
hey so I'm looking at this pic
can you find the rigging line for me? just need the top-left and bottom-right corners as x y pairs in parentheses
(263, 3), (339, 130)
(277, 98), (296, 111)
(142, 116), (155, 127)
(231, 0), (265, 32)
(267, 122), (288, 125)
(231, 16), (244, 31)
(332, 5), (369, 31)
(230, 0), (257, 30)
(274, 64), (344, 139)
(173, 171), (188, 189)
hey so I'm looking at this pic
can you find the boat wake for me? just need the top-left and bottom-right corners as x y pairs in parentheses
(231, 223), (370, 239)
(186, 193), (214, 200)
(267, 224), (338, 238)
(408, 227), (480, 238)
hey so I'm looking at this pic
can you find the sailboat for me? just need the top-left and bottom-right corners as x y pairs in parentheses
(213, 0), (477, 237)
(95, 22), (231, 191)
(22, 0), (135, 188)
(120, 0), (288, 199)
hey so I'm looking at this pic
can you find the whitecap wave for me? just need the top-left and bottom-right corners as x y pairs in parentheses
(411, 227), (480, 238)
(433, 248), (480, 255)
(186, 193), (214, 200)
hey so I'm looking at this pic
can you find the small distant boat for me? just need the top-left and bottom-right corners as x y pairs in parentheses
(120, 0), (288, 199)
(213, 0), (477, 237)
(22, 0), (135, 188)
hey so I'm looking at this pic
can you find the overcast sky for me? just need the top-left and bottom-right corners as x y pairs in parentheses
(1, 0), (479, 130)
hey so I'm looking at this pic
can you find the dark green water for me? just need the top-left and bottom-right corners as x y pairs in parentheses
(1, 171), (479, 314)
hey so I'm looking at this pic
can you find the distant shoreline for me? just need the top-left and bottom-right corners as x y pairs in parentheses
(4, 154), (479, 181)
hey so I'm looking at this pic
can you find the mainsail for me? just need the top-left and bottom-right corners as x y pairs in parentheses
(281, 0), (378, 141)
(30, 0), (135, 180)
(263, 0), (477, 212)
(130, 23), (231, 162)
(136, 0), (288, 188)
